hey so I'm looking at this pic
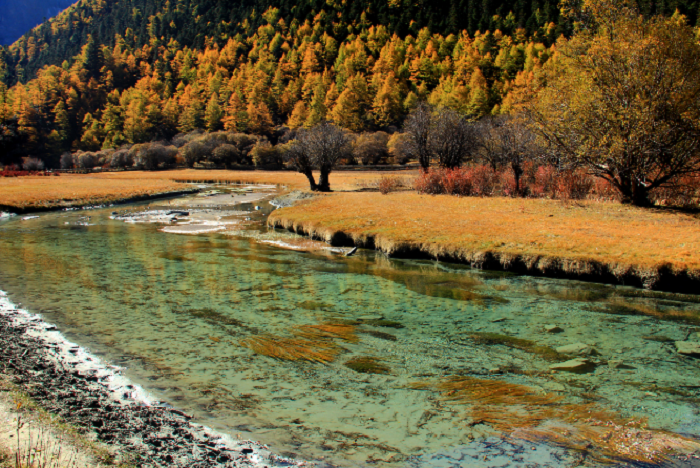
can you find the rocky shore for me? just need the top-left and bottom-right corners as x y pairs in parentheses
(0, 291), (305, 468)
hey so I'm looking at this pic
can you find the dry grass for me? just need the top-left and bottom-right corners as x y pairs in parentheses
(0, 174), (185, 210)
(0, 170), (406, 210)
(91, 169), (404, 191)
(269, 192), (700, 280)
(411, 376), (700, 465)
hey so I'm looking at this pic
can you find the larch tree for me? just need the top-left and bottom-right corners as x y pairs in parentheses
(205, 93), (223, 131)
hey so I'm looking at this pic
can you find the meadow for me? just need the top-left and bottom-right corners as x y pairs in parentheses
(269, 191), (700, 290)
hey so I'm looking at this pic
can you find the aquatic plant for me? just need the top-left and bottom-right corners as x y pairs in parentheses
(344, 357), (391, 374)
(295, 323), (359, 343)
(240, 336), (341, 363)
(240, 323), (358, 362)
(468, 332), (564, 361)
(410, 376), (700, 465)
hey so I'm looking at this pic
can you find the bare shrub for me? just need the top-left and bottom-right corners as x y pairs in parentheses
(387, 132), (412, 165)
(74, 152), (96, 169)
(60, 153), (73, 169)
(210, 144), (240, 167)
(378, 176), (404, 194)
(353, 132), (390, 165)
(251, 140), (283, 167)
(21, 157), (45, 171)
(110, 149), (132, 168)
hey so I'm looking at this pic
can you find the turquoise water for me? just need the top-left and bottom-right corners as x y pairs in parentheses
(0, 189), (699, 466)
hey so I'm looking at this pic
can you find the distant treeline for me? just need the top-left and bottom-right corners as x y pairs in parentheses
(0, 6), (560, 168)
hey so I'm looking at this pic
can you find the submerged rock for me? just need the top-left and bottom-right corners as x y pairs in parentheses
(549, 358), (595, 373)
(544, 324), (564, 333)
(556, 342), (597, 356)
(608, 359), (635, 369)
(675, 341), (700, 356)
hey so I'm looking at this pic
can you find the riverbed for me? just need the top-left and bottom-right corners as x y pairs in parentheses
(0, 185), (699, 467)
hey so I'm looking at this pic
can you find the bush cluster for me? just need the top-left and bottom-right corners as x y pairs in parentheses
(414, 165), (620, 202)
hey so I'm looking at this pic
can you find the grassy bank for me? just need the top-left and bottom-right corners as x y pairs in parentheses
(268, 192), (700, 292)
(0, 170), (397, 212)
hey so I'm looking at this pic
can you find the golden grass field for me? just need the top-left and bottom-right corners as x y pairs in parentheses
(0, 170), (396, 210)
(269, 191), (700, 278)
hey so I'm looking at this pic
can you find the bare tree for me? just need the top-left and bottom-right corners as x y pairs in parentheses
(477, 116), (540, 194)
(403, 102), (432, 170)
(284, 134), (317, 191)
(429, 108), (478, 169)
(284, 122), (351, 191)
(306, 122), (351, 191)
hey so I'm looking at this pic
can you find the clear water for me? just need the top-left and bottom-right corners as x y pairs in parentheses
(0, 189), (699, 467)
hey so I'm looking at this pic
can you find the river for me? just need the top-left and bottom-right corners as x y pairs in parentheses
(0, 185), (698, 467)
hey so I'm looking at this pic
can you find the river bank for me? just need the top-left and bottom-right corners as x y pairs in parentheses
(0, 291), (304, 468)
(268, 192), (700, 294)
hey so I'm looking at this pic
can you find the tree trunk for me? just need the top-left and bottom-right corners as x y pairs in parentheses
(419, 150), (430, 170)
(619, 178), (652, 206)
(317, 168), (331, 192)
(513, 164), (523, 196)
(302, 169), (317, 191)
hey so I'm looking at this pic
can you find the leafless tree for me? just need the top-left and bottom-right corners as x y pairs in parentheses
(283, 122), (351, 191)
(477, 116), (541, 195)
(429, 108), (479, 169)
(403, 102), (432, 170)
(284, 135), (317, 191)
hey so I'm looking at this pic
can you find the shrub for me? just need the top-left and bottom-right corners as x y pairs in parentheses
(75, 152), (96, 169)
(22, 157), (45, 171)
(210, 144), (240, 167)
(468, 165), (498, 196)
(556, 170), (594, 200)
(60, 153), (73, 169)
(251, 140), (282, 167)
(378, 176), (403, 194)
(353, 132), (390, 165)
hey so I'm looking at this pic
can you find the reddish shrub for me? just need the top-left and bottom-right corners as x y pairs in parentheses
(556, 170), (595, 200)
(414, 170), (445, 194)
(499, 168), (518, 197)
(468, 165), (497, 196)
(530, 165), (558, 198)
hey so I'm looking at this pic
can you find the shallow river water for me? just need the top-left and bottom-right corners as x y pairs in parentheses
(0, 186), (699, 467)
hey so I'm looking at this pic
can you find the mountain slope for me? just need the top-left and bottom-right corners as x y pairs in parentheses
(4, 0), (569, 85)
